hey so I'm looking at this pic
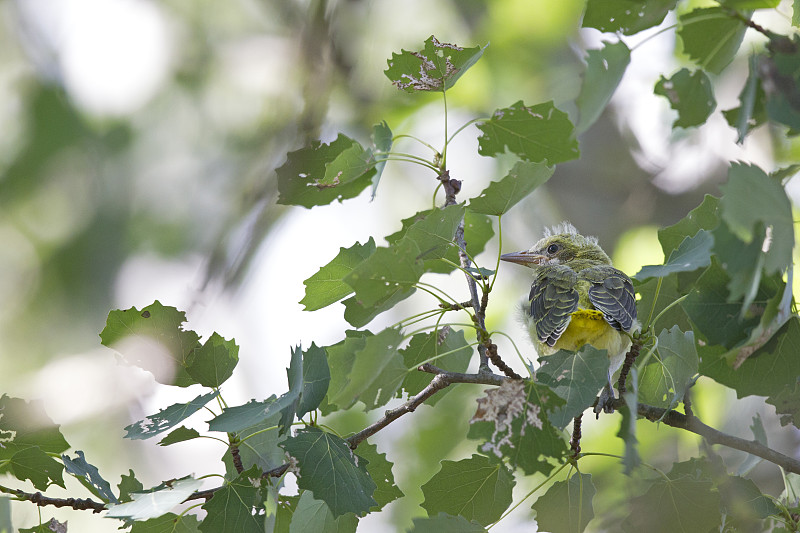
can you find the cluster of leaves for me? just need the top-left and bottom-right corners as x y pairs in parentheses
(5, 1), (800, 530)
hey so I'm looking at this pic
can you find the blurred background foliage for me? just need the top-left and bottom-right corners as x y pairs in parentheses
(1, 0), (797, 531)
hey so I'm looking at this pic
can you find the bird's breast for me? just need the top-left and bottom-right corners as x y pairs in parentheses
(535, 309), (630, 371)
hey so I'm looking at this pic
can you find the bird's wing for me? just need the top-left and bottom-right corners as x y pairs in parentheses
(529, 265), (580, 346)
(580, 265), (637, 332)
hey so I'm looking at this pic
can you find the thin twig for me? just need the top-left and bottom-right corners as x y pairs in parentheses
(616, 340), (642, 395)
(0, 485), (106, 513)
(570, 415), (583, 459)
(484, 342), (522, 379)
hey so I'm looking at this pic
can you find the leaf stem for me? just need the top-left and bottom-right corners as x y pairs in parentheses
(391, 134), (440, 156)
(488, 462), (570, 529)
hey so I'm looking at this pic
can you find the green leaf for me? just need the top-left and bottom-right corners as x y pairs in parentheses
(678, 7), (748, 74)
(385, 35), (485, 92)
(316, 141), (375, 188)
(719, 476), (780, 530)
(130, 513), (201, 533)
(208, 394), (297, 433)
(281, 427), (377, 517)
(532, 473), (595, 533)
(761, 36), (800, 131)
(296, 343), (331, 419)
(0, 498), (10, 533)
(124, 391), (218, 440)
(19, 519), (67, 533)
(795, 0), (800, 26)
(616, 372), (641, 474)
(634, 230), (713, 281)
(767, 381), (800, 427)
(468, 381), (568, 476)
(370, 121), (392, 199)
(622, 475), (721, 532)
(637, 327), (698, 410)
(0, 395), (69, 465)
(408, 513), (487, 532)
(576, 40), (631, 132)
(355, 442), (403, 510)
(536, 345), (611, 428)
(8, 447), (64, 490)
(724, 54), (768, 143)
(61, 450), (117, 503)
(118, 469), (144, 502)
(342, 287), (416, 328)
(384, 205), (465, 265)
(200, 466), (267, 533)
(185, 333), (239, 388)
(99, 301), (201, 387)
(583, 0), (677, 35)
(468, 161), (554, 216)
(301, 239), (376, 311)
(654, 69), (716, 128)
(701, 316), (800, 398)
(420, 454), (514, 526)
(157, 426), (201, 446)
(106, 477), (204, 521)
(326, 327), (405, 411)
(344, 238), (424, 309)
(635, 274), (692, 332)
(720, 162), (794, 275)
(228, 414), (286, 477)
(398, 328), (471, 406)
(719, 0), (779, 7)
(288, 491), (358, 533)
(280, 345), (304, 434)
(658, 194), (720, 256)
(477, 101), (579, 164)
(276, 135), (375, 208)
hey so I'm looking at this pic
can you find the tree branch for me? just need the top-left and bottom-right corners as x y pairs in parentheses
(0, 485), (106, 513)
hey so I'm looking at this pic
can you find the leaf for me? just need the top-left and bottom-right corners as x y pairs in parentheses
(158, 426), (201, 446)
(118, 469), (144, 502)
(719, 0), (779, 7)
(719, 476), (780, 530)
(720, 162), (794, 275)
(657, 194), (720, 256)
(288, 491), (358, 533)
(622, 475), (721, 532)
(354, 442), (403, 510)
(532, 473), (595, 533)
(616, 371), (641, 475)
(408, 513), (487, 532)
(296, 343), (331, 419)
(185, 333), (239, 388)
(678, 7), (749, 74)
(344, 238), (424, 309)
(467, 381), (567, 476)
(342, 287), (416, 328)
(129, 513), (201, 533)
(700, 316), (800, 399)
(477, 101), (579, 164)
(200, 466), (267, 533)
(370, 121), (392, 198)
(637, 327), (698, 410)
(228, 414), (286, 477)
(468, 161), (554, 216)
(724, 54), (767, 143)
(100, 301), (201, 387)
(276, 135), (375, 208)
(762, 35), (800, 131)
(767, 381), (800, 427)
(634, 274), (692, 332)
(208, 395), (297, 433)
(583, 0), (677, 35)
(124, 390), (219, 440)
(634, 230), (713, 281)
(326, 327), (405, 411)
(420, 454), (514, 526)
(106, 477), (204, 521)
(280, 345), (304, 434)
(576, 40), (631, 132)
(384, 35), (485, 92)
(536, 345), (611, 428)
(8, 447), (64, 490)
(61, 450), (117, 503)
(654, 68), (716, 128)
(19, 519), (67, 533)
(301, 239), (377, 311)
(316, 142), (375, 188)
(384, 205), (465, 265)
(398, 328), (472, 406)
(280, 427), (377, 517)
(0, 395), (70, 466)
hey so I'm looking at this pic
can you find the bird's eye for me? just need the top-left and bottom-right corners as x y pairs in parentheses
(546, 243), (559, 255)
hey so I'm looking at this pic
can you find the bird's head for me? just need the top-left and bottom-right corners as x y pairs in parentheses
(500, 222), (611, 270)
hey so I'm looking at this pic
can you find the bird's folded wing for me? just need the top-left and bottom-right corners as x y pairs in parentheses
(580, 265), (637, 332)
(529, 265), (579, 346)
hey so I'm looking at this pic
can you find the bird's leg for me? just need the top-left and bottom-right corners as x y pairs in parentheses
(593, 369), (616, 416)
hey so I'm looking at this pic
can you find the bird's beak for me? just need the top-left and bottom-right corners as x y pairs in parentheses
(500, 250), (546, 267)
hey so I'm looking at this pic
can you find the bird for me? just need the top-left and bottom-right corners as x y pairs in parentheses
(500, 222), (637, 414)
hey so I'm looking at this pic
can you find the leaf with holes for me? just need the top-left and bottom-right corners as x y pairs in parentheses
(385, 35), (486, 92)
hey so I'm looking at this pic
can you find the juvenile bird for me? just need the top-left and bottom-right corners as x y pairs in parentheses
(501, 223), (637, 413)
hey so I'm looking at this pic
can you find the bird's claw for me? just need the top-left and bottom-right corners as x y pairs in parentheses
(593, 383), (616, 417)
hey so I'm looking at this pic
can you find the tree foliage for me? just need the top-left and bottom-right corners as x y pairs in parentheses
(4, 3), (800, 532)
